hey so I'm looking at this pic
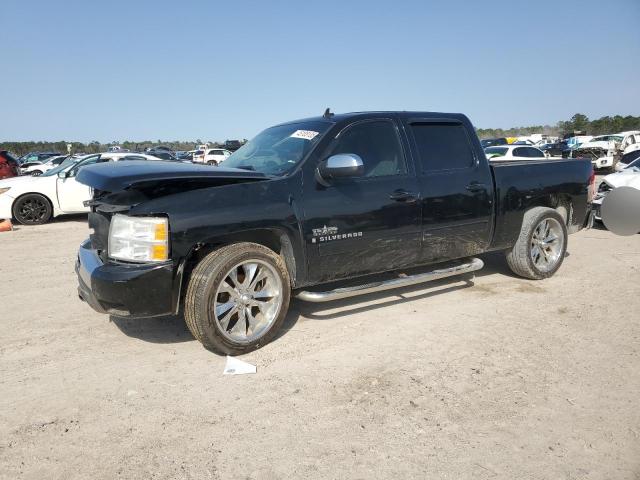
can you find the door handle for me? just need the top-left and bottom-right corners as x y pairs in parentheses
(389, 189), (417, 203)
(466, 182), (487, 192)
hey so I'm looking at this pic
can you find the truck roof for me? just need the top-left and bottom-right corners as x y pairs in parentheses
(274, 111), (469, 127)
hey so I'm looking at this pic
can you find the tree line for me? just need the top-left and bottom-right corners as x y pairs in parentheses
(477, 113), (640, 139)
(2, 113), (639, 156)
(0, 139), (239, 157)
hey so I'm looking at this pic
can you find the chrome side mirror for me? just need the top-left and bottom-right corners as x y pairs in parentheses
(316, 153), (364, 186)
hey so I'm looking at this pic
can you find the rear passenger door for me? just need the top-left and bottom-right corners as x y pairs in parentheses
(405, 119), (494, 263)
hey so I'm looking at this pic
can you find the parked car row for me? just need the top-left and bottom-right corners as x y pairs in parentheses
(570, 131), (640, 170)
(0, 152), (175, 225)
(481, 130), (640, 171)
(592, 154), (640, 223)
(21, 155), (69, 176)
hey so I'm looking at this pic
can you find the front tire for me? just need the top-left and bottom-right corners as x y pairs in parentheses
(12, 194), (53, 225)
(184, 243), (291, 355)
(505, 207), (567, 280)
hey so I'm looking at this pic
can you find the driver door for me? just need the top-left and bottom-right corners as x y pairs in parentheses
(301, 118), (422, 283)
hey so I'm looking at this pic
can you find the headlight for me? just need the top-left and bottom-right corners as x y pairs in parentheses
(0, 187), (11, 195)
(108, 214), (169, 262)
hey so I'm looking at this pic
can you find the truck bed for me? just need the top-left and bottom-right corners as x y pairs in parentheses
(489, 157), (593, 250)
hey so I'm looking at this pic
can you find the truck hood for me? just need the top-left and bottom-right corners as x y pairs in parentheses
(601, 170), (640, 190)
(76, 160), (268, 192)
(578, 140), (617, 151)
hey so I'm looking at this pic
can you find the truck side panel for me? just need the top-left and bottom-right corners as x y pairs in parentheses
(489, 159), (592, 250)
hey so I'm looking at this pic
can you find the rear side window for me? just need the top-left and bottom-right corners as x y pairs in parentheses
(528, 148), (544, 157)
(410, 123), (475, 172)
(513, 147), (529, 157)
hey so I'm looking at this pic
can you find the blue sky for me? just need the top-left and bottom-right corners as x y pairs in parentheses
(1, 0), (639, 142)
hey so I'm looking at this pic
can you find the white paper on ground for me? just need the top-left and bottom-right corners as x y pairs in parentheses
(223, 356), (257, 375)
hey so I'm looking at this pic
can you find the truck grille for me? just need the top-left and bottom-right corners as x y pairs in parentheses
(88, 211), (112, 256)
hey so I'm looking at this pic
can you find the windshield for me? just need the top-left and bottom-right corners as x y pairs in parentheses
(41, 154), (101, 177)
(627, 157), (640, 170)
(41, 157), (80, 176)
(221, 121), (331, 175)
(593, 135), (623, 142)
(485, 147), (508, 156)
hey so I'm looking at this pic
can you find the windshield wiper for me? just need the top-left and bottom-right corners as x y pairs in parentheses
(236, 165), (256, 171)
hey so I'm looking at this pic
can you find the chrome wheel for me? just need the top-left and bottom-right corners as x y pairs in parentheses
(213, 260), (283, 343)
(530, 217), (564, 273)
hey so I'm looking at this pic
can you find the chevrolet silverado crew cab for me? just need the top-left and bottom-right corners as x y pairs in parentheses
(76, 111), (595, 354)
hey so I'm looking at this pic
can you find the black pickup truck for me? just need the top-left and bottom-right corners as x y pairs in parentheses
(76, 111), (594, 354)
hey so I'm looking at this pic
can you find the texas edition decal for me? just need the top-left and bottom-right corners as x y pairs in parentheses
(311, 225), (363, 244)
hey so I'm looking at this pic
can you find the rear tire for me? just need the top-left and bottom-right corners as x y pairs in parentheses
(12, 193), (52, 225)
(505, 207), (567, 280)
(184, 243), (291, 355)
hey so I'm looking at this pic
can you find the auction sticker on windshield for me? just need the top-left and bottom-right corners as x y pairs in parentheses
(290, 130), (319, 141)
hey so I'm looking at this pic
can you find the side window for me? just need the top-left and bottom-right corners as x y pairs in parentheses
(529, 148), (543, 157)
(410, 123), (475, 172)
(328, 120), (406, 177)
(513, 147), (527, 157)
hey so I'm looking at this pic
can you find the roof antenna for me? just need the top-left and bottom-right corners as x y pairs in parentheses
(323, 107), (334, 118)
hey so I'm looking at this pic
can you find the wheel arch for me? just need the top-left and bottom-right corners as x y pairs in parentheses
(175, 228), (299, 314)
(523, 192), (573, 226)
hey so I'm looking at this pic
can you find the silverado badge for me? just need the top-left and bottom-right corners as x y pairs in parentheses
(311, 225), (362, 243)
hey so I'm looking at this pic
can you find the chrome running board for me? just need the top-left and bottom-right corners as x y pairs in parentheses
(296, 257), (484, 303)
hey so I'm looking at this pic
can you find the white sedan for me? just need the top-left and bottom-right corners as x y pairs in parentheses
(0, 152), (163, 225)
(21, 155), (70, 176)
(484, 145), (547, 161)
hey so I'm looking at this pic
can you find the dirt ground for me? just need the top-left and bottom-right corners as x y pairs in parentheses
(1, 216), (639, 479)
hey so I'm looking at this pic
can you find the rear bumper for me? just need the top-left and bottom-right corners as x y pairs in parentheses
(76, 239), (176, 317)
(591, 197), (603, 221)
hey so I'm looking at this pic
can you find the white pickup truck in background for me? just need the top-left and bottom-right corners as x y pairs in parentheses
(572, 131), (640, 169)
(192, 148), (233, 165)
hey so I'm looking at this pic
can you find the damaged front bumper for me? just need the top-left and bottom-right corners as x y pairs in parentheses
(76, 239), (176, 317)
(572, 148), (619, 169)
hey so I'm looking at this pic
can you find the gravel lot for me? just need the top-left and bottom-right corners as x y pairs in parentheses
(1, 216), (639, 479)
